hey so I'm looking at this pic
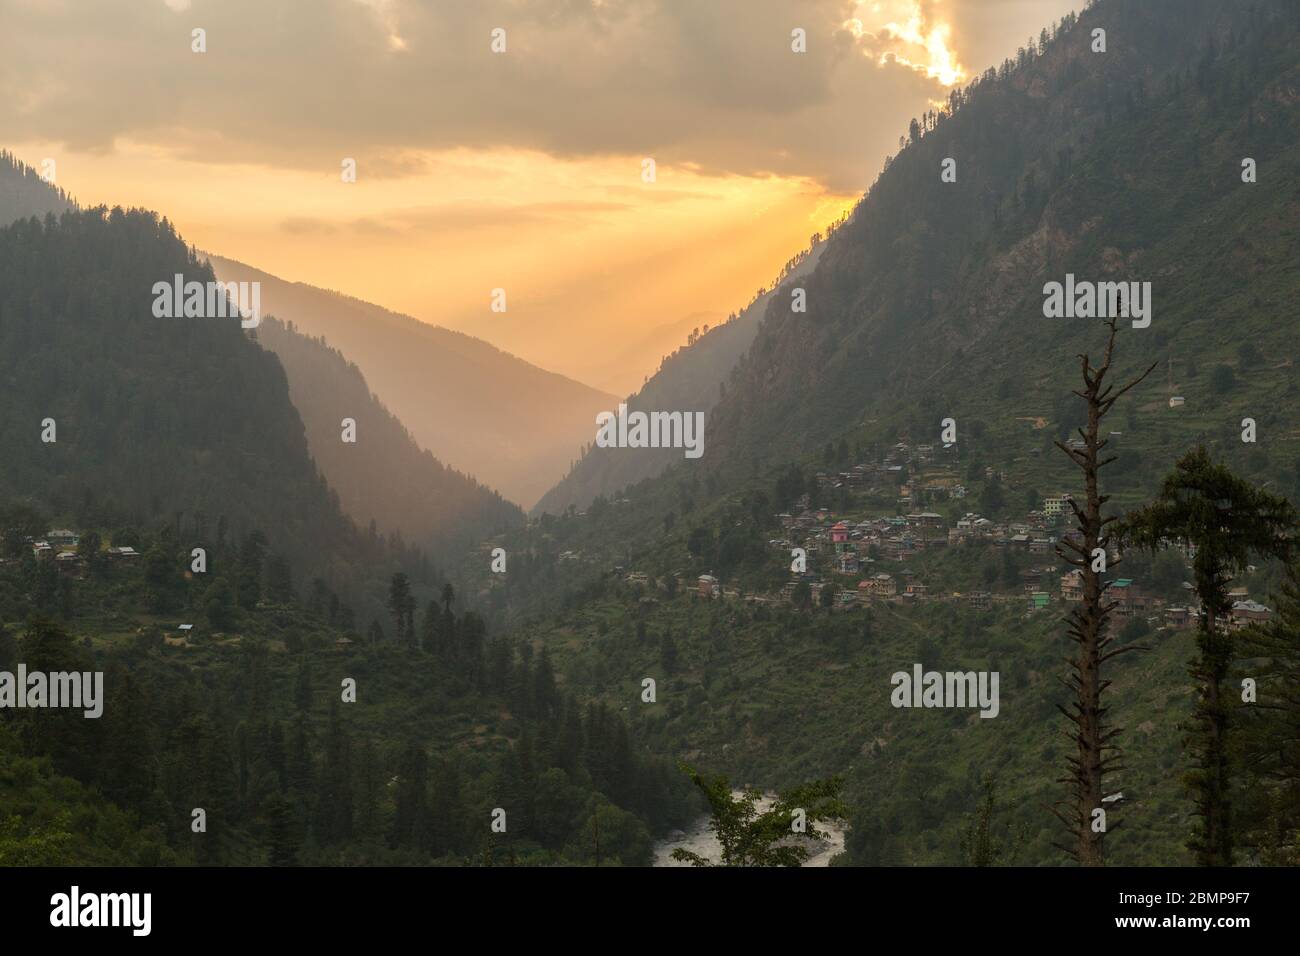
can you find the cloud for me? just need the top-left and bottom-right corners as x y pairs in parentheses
(1, 0), (1025, 192)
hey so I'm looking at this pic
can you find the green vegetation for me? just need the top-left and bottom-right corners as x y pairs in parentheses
(1119, 446), (1295, 865)
(670, 766), (844, 867)
(4, 0), (1300, 869)
(0, 524), (696, 865)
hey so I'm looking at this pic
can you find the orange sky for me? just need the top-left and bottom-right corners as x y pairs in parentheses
(3, 0), (1077, 393)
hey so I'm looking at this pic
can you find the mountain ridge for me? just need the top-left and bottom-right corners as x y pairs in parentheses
(207, 254), (618, 509)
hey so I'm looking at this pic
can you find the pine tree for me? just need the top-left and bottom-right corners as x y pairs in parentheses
(317, 699), (354, 844)
(265, 792), (300, 866)
(387, 572), (413, 644)
(391, 739), (429, 850)
(1119, 446), (1294, 865)
(353, 737), (382, 840)
(428, 757), (464, 858)
(1237, 562), (1300, 863)
(1050, 316), (1155, 865)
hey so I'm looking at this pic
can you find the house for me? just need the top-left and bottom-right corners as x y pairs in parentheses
(625, 571), (649, 586)
(1230, 600), (1271, 629)
(831, 521), (849, 549)
(836, 590), (858, 608)
(1042, 495), (1072, 518)
(882, 536), (918, 560)
(1061, 570), (1084, 602)
(965, 591), (992, 611)
(866, 573), (897, 596)
(33, 541), (53, 559)
(904, 583), (928, 599)
(55, 551), (84, 578)
(1164, 606), (1194, 629)
(697, 574), (719, 599)
(46, 529), (80, 548)
(107, 546), (140, 562)
(836, 552), (860, 575)
(1109, 579), (1153, 618)
(1027, 591), (1051, 611)
(907, 512), (944, 529)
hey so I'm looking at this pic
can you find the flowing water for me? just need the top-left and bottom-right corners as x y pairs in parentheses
(653, 791), (846, 867)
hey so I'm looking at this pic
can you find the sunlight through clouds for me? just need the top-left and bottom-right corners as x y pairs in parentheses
(353, 0), (408, 52)
(845, 0), (967, 86)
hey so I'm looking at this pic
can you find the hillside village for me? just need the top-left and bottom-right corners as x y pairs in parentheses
(603, 438), (1274, 637)
(0, 528), (141, 579)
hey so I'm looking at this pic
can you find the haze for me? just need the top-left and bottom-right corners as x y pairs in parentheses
(2, 0), (1076, 394)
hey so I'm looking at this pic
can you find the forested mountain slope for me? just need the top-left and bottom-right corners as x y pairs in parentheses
(0, 206), (422, 620)
(494, 0), (1300, 620)
(0, 204), (694, 866)
(1, 155), (525, 560)
(702, 0), (1299, 493)
(255, 317), (523, 559)
(533, 236), (831, 517)
(0, 150), (73, 224)
(480, 0), (1300, 866)
(208, 255), (618, 509)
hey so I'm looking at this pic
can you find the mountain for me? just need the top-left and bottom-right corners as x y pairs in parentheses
(0, 150), (74, 224)
(0, 175), (693, 870)
(254, 315), (523, 557)
(0, 204), (434, 626)
(483, 0), (1300, 866)
(699, 0), (1300, 495)
(532, 234), (831, 516)
(0, 155), (526, 557)
(207, 255), (618, 508)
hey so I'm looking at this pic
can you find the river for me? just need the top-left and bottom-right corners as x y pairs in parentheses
(652, 792), (846, 867)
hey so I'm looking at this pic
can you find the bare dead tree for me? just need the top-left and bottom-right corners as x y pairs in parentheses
(1048, 316), (1156, 865)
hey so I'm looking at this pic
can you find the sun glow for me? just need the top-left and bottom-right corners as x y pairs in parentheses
(846, 2), (968, 87)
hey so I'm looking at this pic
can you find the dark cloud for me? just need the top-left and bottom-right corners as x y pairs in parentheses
(0, 0), (1075, 192)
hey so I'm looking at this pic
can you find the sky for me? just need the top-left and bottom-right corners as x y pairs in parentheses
(1, 0), (1078, 394)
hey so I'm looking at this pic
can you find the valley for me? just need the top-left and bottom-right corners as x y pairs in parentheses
(1, 0), (1298, 873)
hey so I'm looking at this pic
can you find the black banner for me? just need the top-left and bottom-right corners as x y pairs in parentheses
(0, 866), (1288, 942)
